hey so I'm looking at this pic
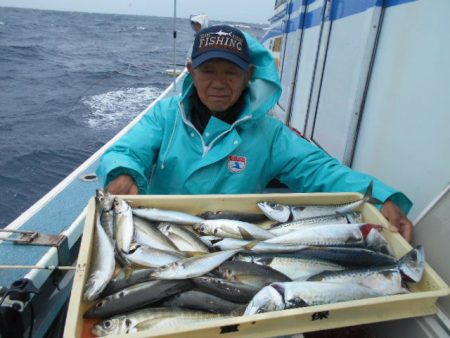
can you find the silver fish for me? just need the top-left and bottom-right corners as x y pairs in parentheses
(113, 197), (134, 254)
(216, 261), (291, 288)
(288, 246), (397, 268)
(84, 279), (192, 319)
(92, 307), (228, 336)
(192, 276), (260, 303)
(212, 238), (308, 253)
(133, 216), (179, 252)
(132, 207), (204, 225)
(269, 212), (362, 236)
(83, 199), (116, 302)
(158, 222), (210, 253)
(162, 290), (246, 315)
(193, 219), (274, 240)
(308, 266), (408, 295)
(264, 223), (383, 247)
(198, 210), (268, 223)
(234, 253), (345, 281)
(244, 281), (383, 315)
(96, 189), (115, 240)
(125, 245), (186, 268)
(149, 248), (247, 280)
(100, 268), (155, 297)
(257, 201), (291, 223)
(259, 182), (379, 222)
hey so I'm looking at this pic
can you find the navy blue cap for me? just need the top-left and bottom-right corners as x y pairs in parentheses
(191, 25), (250, 71)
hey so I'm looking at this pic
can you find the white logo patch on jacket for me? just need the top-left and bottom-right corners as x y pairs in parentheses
(228, 155), (247, 173)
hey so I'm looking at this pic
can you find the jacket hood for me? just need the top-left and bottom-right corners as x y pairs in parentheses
(182, 32), (282, 122)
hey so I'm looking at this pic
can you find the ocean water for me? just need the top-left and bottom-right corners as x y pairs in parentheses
(0, 7), (267, 227)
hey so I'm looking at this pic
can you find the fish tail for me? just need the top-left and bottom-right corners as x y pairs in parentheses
(398, 245), (425, 282)
(364, 181), (383, 205)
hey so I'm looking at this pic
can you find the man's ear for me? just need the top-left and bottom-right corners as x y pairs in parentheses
(187, 62), (194, 74)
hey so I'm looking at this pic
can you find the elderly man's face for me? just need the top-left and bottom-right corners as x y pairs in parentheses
(188, 59), (253, 113)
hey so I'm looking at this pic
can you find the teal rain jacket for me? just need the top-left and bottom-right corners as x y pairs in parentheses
(97, 33), (412, 214)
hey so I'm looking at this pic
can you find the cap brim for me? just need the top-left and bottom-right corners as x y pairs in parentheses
(192, 50), (249, 71)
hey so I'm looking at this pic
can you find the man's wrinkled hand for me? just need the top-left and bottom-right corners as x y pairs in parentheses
(107, 174), (139, 195)
(381, 200), (413, 243)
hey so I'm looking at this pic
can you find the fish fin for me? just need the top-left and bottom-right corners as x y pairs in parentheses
(238, 227), (255, 240)
(242, 241), (259, 251)
(183, 251), (207, 257)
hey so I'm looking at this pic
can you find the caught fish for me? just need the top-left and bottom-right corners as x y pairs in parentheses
(158, 222), (210, 253)
(125, 245), (186, 268)
(133, 216), (178, 252)
(83, 198), (116, 302)
(84, 279), (192, 319)
(234, 253), (345, 281)
(96, 189), (115, 240)
(307, 247), (426, 294)
(216, 261), (291, 288)
(198, 210), (268, 223)
(258, 182), (379, 222)
(212, 238), (308, 253)
(132, 207), (204, 225)
(113, 197), (135, 254)
(192, 276), (260, 303)
(92, 307), (229, 337)
(148, 245), (255, 280)
(257, 201), (291, 223)
(244, 281), (383, 315)
(100, 268), (155, 297)
(162, 290), (246, 315)
(289, 246), (397, 268)
(193, 219), (274, 240)
(264, 223), (383, 247)
(269, 212), (363, 236)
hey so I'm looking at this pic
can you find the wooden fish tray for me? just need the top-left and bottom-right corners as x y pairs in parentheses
(64, 193), (450, 338)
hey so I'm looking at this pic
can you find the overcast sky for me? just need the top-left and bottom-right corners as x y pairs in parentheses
(0, 0), (275, 24)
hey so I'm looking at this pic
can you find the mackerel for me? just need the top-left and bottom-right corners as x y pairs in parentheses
(216, 260), (291, 288)
(193, 219), (274, 240)
(92, 307), (229, 336)
(83, 198), (116, 302)
(133, 216), (178, 252)
(258, 181), (379, 222)
(234, 253), (345, 281)
(148, 246), (253, 280)
(264, 223), (382, 246)
(113, 197), (134, 254)
(125, 245), (186, 268)
(192, 276), (260, 303)
(158, 222), (210, 253)
(162, 290), (246, 315)
(132, 207), (204, 225)
(244, 281), (383, 315)
(84, 279), (192, 319)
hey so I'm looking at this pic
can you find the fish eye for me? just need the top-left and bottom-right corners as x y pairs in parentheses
(118, 291), (125, 298)
(103, 320), (112, 328)
(96, 301), (104, 308)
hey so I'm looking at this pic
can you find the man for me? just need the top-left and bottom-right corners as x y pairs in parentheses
(97, 25), (413, 242)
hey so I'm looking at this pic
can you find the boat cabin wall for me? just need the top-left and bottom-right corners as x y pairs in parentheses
(263, 0), (450, 221)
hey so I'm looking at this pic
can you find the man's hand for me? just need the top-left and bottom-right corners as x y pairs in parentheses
(381, 200), (413, 243)
(107, 175), (139, 195)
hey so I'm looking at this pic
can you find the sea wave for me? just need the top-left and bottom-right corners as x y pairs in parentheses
(82, 86), (161, 129)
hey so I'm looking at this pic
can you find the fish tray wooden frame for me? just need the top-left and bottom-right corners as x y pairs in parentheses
(64, 193), (450, 338)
